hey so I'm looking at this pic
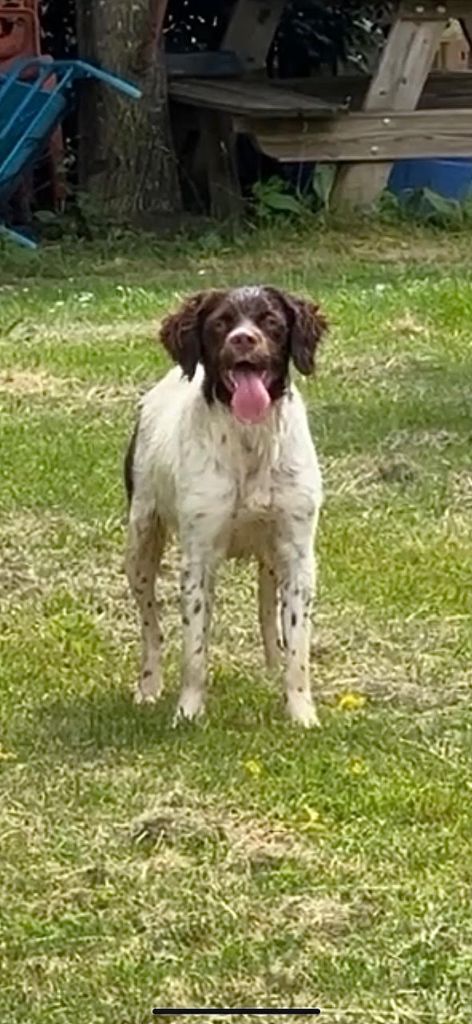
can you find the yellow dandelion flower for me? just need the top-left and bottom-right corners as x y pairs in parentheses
(348, 757), (367, 776)
(337, 691), (367, 712)
(300, 805), (326, 831)
(244, 758), (262, 778)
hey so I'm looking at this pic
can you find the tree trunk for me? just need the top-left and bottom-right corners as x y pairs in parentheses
(76, 0), (181, 222)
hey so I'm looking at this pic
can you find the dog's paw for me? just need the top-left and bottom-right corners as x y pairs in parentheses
(134, 689), (157, 706)
(173, 691), (205, 726)
(133, 673), (163, 706)
(286, 691), (320, 729)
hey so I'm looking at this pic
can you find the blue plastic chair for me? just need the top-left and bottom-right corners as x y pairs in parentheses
(0, 57), (141, 248)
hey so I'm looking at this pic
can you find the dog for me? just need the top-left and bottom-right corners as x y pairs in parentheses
(124, 285), (328, 727)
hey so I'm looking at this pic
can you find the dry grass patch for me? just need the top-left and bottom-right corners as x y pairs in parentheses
(385, 312), (431, 338)
(0, 368), (139, 407)
(4, 318), (155, 346)
(130, 784), (319, 866)
(325, 452), (419, 498)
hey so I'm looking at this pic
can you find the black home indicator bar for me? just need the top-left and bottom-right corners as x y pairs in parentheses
(152, 1009), (321, 1017)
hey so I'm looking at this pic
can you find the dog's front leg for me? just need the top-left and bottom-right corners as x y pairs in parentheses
(174, 554), (216, 723)
(279, 544), (319, 729)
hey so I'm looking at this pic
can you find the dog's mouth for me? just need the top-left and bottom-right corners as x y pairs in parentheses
(223, 363), (273, 425)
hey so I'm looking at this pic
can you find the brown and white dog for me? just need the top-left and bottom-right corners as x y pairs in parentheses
(124, 286), (328, 727)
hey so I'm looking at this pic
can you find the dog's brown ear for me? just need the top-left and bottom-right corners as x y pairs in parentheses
(268, 289), (328, 376)
(159, 293), (204, 380)
(159, 290), (225, 380)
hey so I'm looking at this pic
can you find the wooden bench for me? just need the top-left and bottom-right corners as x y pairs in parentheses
(168, 77), (339, 217)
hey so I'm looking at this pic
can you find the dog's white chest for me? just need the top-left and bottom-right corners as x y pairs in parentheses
(226, 419), (281, 513)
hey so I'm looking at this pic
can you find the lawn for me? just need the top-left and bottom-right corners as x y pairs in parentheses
(1, 224), (472, 1024)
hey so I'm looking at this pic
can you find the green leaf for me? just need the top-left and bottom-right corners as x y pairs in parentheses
(263, 191), (305, 215)
(34, 209), (59, 225)
(312, 163), (336, 208)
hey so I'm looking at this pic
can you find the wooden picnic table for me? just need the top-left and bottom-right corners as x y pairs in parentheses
(162, 0), (472, 216)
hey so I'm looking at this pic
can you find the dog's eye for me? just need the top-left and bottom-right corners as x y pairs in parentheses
(260, 313), (281, 331)
(213, 316), (231, 332)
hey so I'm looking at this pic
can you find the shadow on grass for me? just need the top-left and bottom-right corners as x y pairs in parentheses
(7, 672), (293, 766)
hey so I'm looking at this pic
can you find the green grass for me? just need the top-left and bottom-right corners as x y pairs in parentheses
(1, 223), (472, 1024)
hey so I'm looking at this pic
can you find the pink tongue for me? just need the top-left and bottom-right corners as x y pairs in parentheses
(230, 370), (271, 424)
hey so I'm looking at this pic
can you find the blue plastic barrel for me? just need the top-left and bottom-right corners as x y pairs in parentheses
(388, 158), (472, 201)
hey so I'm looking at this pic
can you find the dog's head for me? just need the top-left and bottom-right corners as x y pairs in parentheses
(159, 285), (328, 424)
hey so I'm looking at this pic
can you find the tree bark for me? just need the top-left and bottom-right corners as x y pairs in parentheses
(76, 0), (181, 222)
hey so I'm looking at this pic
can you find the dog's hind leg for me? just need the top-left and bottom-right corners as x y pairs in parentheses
(125, 505), (166, 704)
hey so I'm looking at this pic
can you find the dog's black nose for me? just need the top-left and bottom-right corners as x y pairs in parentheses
(230, 331), (257, 353)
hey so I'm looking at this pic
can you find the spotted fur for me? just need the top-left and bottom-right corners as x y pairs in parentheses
(124, 285), (328, 727)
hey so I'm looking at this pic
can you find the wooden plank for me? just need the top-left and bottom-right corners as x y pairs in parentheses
(168, 78), (338, 117)
(460, 15), (472, 48)
(170, 69), (472, 122)
(198, 110), (243, 220)
(354, 19), (446, 109)
(331, 14), (446, 207)
(400, 0), (472, 18)
(272, 70), (472, 110)
(222, 0), (286, 71)
(155, 0), (169, 44)
(240, 107), (472, 162)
